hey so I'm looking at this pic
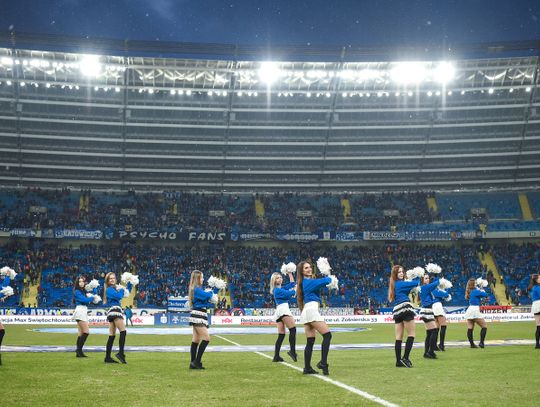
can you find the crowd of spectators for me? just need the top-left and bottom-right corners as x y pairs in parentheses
(0, 240), (523, 309)
(2, 188), (540, 236)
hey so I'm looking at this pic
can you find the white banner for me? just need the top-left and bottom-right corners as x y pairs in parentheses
(211, 313), (534, 325)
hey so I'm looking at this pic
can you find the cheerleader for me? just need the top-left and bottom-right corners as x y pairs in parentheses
(464, 278), (489, 348)
(0, 266), (17, 366)
(418, 271), (440, 359)
(72, 276), (101, 357)
(103, 272), (132, 364)
(388, 265), (422, 368)
(432, 279), (452, 351)
(296, 259), (337, 376)
(188, 270), (220, 370)
(528, 274), (540, 349)
(270, 266), (297, 362)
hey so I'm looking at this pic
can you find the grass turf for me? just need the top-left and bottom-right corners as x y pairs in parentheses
(1, 322), (538, 406)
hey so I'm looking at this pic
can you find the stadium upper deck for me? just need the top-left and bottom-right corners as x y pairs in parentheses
(0, 36), (539, 192)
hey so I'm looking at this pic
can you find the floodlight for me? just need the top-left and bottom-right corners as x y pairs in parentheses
(390, 62), (428, 84)
(258, 61), (282, 85)
(79, 55), (102, 77)
(433, 62), (455, 84)
(526, 87), (531, 92)
(488, 88), (494, 94)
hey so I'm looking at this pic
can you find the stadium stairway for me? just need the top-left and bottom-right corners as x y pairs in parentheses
(255, 198), (265, 217)
(477, 251), (512, 306)
(518, 193), (533, 220)
(341, 198), (351, 218)
(21, 274), (40, 307)
(427, 196), (438, 214)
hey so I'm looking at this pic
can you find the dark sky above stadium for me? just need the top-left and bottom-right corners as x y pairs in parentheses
(1, 0), (539, 47)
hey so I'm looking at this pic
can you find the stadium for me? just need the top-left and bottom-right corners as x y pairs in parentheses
(1, 28), (540, 407)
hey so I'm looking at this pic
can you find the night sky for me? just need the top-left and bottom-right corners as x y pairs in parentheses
(1, 0), (539, 49)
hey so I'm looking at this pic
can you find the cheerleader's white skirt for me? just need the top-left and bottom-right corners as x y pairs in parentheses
(300, 301), (324, 324)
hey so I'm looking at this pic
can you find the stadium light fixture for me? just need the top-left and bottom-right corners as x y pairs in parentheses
(6, 80), (12, 86)
(237, 91), (243, 96)
(390, 62), (428, 84)
(526, 87), (531, 92)
(395, 92), (400, 96)
(186, 90), (192, 95)
(435, 90), (441, 96)
(1, 57), (13, 65)
(461, 90), (466, 95)
(45, 83), (51, 88)
(258, 61), (282, 85)
(208, 90), (213, 96)
(148, 89), (154, 94)
(447, 91), (452, 95)
(342, 92), (348, 97)
(427, 91), (433, 96)
(115, 87), (121, 93)
(407, 91), (413, 96)
(20, 81), (25, 87)
(377, 92), (382, 97)
(509, 88), (514, 93)
(306, 92), (311, 97)
(325, 92), (331, 98)
(253, 92), (258, 97)
(488, 88), (494, 94)
(79, 55), (102, 77)
(433, 62), (455, 84)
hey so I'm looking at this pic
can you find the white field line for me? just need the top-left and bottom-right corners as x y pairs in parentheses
(214, 335), (399, 407)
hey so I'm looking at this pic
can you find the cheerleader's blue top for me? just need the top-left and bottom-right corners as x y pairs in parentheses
(419, 278), (440, 307)
(432, 288), (450, 302)
(192, 286), (218, 309)
(274, 282), (296, 305)
(468, 288), (489, 306)
(531, 285), (540, 302)
(392, 279), (419, 307)
(74, 289), (95, 306)
(0, 276), (11, 299)
(302, 277), (331, 304)
(106, 282), (132, 306)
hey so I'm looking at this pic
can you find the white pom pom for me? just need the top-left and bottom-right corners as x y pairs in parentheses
(0, 286), (14, 297)
(476, 278), (488, 288)
(85, 279), (100, 292)
(326, 275), (339, 290)
(210, 293), (219, 304)
(425, 263), (442, 274)
(130, 275), (139, 286)
(316, 257), (332, 276)
(281, 262), (296, 275)
(86, 292), (93, 298)
(121, 272), (133, 285)
(405, 269), (416, 281)
(122, 288), (131, 298)
(208, 276), (227, 290)
(1, 266), (17, 279)
(412, 267), (425, 278)
(438, 278), (453, 290)
(445, 294), (452, 302)
(92, 295), (102, 304)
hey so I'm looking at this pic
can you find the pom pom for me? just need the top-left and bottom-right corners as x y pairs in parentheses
(406, 267), (425, 280)
(92, 295), (102, 304)
(86, 292), (93, 298)
(121, 271), (133, 284)
(121, 272), (139, 286)
(438, 278), (453, 290)
(326, 275), (339, 290)
(316, 257), (332, 276)
(210, 293), (219, 304)
(476, 278), (488, 288)
(207, 276), (227, 290)
(280, 262), (296, 275)
(425, 263), (442, 274)
(445, 294), (452, 302)
(0, 286), (14, 298)
(122, 288), (131, 298)
(85, 279), (100, 292)
(0, 266), (17, 279)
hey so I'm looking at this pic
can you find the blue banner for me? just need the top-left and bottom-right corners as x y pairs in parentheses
(154, 312), (192, 325)
(10, 228), (37, 237)
(336, 232), (362, 241)
(276, 232), (320, 242)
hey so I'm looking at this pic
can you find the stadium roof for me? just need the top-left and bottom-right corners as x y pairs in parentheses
(0, 34), (539, 193)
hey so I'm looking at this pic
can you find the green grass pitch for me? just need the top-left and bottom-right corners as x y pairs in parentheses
(1, 322), (538, 406)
